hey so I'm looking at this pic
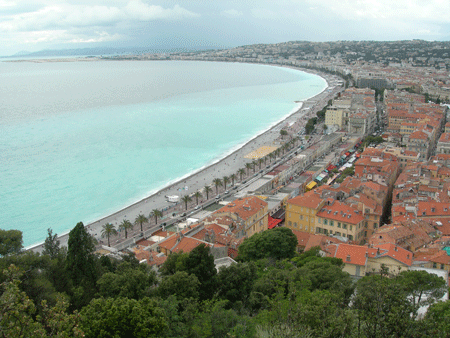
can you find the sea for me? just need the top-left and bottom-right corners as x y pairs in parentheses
(0, 60), (327, 247)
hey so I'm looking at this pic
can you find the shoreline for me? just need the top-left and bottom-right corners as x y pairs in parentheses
(27, 63), (336, 253)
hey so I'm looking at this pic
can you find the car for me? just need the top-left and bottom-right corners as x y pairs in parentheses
(215, 195), (221, 199)
(224, 190), (229, 194)
(181, 212), (187, 217)
(194, 205), (200, 210)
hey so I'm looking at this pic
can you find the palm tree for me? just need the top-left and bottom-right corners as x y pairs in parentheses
(193, 191), (202, 205)
(238, 168), (246, 181)
(252, 160), (257, 173)
(223, 176), (230, 190)
(150, 209), (163, 225)
(258, 158), (264, 170)
(135, 214), (148, 232)
(213, 178), (223, 194)
(182, 195), (192, 210)
(230, 173), (237, 186)
(204, 185), (213, 200)
(101, 223), (117, 247)
(245, 163), (253, 175)
(119, 219), (133, 239)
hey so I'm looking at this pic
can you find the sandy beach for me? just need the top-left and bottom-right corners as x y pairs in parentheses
(29, 66), (339, 253)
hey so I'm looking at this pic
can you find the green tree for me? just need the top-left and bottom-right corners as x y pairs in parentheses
(159, 251), (189, 276)
(252, 160), (257, 173)
(0, 265), (84, 338)
(353, 274), (416, 338)
(42, 228), (60, 259)
(80, 297), (167, 338)
(66, 222), (97, 287)
(280, 129), (288, 139)
(184, 244), (217, 301)
(135, 213), (148, 231)
(158, 271), (200, 301)
(424, 300), (450, 337)
(119, 219), (133, 239)
(0, 229), (23, 256)
(181, 195), (192, 210)
(213, 178), (222, 194)
(216, 262), (257, 306)
(204, 185), (213, 200)
(238, 227), (298, 262)
(97, 261), (157, 300)
(230, 173), (237, 186)
(193, 191), (202, 205)
(238, 168), (246, 181)
(150, 209), (162, 225)
(0, 265), (46, 337)
(101, 223), (117, 247)
(223, 176), (230, 190)
(191, 300), (256, 338)
(245, 162), (253, 175)
(396, 269), (447, 315)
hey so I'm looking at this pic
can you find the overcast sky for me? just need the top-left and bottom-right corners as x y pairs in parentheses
(1, 0), (450, 56)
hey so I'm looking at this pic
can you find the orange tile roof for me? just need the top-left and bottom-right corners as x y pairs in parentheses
(372, 243), (413, 266)
(429, 250), (450, 265)
(327, 243), (368, 266)
(214, 196), (267, 221)
(288, 191), (324, 209)
(317, 201), (364, 225)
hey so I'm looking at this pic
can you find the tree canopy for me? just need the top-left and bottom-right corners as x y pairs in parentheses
(238, 227), (298, 261)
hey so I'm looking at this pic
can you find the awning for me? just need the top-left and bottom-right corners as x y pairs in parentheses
(327, 165), (336, 171)
(306, 181), (317, 190)
(268, 216), (283, 229)
(345, 152), (351, 156)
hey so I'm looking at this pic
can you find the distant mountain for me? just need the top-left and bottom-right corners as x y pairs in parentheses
(1, 46), (221, 59)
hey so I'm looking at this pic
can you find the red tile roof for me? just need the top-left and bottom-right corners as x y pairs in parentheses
(288, 191), (324, 209)
(316, 201), (364, 225)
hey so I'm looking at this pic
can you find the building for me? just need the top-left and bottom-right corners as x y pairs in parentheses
(285, 191), (326, 234)
(213, 196), (269, 238)
(315, 200), (366, 243)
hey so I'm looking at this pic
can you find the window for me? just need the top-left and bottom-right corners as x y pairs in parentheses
(343, 223), (347, 229)
(318, 218), (322, 224)
(324, 219), (328, 225)
(300, 225), (303, 230)
(305, 226), (308, 231)
(350, 225), (353, 231)
(348, 235), (353, 241)
(288, 221), (292, 226)
(294, 222), (297, 228)
(330, 220), (334, 226)
(433, 263), (437, 269)
(338, 222), (341, 228)
(300, 215), (303, 220)
(441, 264), (445, 270)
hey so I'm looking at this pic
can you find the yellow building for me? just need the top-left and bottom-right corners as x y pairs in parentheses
(325, 107), (349, 129)
(327, 243), (413, 278)
(285, 191), (325, 234)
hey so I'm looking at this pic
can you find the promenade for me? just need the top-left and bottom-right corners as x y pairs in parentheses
(30, 68), (342, 254)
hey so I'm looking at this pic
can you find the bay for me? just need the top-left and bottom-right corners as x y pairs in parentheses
(0, 60), (326, 247)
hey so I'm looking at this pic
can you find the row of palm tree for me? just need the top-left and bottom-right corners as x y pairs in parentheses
(100, 137), (303, 247)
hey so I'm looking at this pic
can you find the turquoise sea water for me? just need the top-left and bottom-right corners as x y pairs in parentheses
(0, 60), (326, 247)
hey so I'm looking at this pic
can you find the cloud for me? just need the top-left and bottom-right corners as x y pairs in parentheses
(221, 9), (243, 19)
(0, 1), (200, 32)
(306, 0), (450, 23)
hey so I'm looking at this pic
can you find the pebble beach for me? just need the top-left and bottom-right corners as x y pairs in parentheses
(29, 66), (338, 253)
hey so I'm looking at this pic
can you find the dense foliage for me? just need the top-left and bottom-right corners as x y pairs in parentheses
(0, 225), (449, 338)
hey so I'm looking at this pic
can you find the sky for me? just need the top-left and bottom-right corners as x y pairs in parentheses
(1, 0), (450, 56)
